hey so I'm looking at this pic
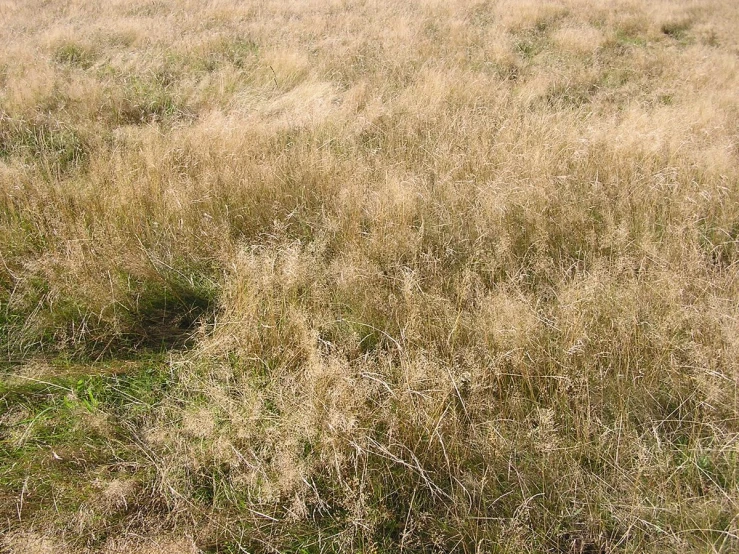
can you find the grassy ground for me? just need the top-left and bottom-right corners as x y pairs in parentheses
(1, 0), (738, 552)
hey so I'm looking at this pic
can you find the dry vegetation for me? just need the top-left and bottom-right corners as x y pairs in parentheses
(1, 0), (738, 552)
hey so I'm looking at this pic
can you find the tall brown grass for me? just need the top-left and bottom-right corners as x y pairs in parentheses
(1, 0), (738, 552)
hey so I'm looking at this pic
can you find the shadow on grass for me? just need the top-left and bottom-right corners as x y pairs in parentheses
(0, 265), (219, 364)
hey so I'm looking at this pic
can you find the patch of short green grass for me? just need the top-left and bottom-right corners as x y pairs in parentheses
(52, 41), (98, 69)
(0, 118), (88, 175)
(0, 355), (171, 541)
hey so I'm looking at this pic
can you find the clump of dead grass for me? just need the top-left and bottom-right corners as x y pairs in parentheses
(1, 0), (738, 552)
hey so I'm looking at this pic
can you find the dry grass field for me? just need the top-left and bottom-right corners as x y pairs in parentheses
(1, 0), (738, 551)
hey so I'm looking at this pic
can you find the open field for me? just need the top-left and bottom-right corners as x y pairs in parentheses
(1, 0), (738, 551)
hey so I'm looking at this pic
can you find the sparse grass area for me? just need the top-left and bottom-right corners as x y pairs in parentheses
(1, 0), (738, 552)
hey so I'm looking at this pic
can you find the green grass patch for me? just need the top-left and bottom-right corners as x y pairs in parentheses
(0, 356), (170, 535)
(614, 27), (648, 48)
(0, 117), (88, 175)
(52, 41), (98, 69)
(195, 36), (260, 72)
(661, 19), (692, 41)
